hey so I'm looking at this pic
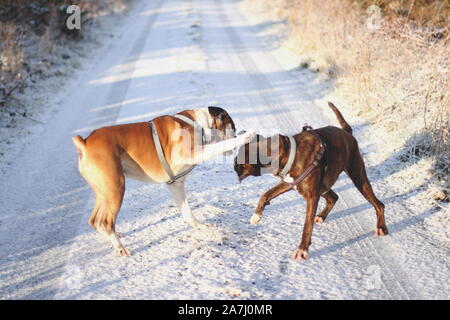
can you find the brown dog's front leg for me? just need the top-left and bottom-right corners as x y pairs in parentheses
(250, 182), (293, 225)
(292, 193), (319, 260)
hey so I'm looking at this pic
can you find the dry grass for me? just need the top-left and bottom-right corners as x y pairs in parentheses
(0, 24), (25, 79)
(280, 0), (449, 189)
(0, 0), (131, 106)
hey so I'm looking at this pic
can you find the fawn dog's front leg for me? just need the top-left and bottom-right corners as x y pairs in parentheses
(182, 131), (255, 165)
(166, 179), (202, 228)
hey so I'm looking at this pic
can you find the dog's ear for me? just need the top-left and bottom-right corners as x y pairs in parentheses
(208, 106), (236, 132)
(208, 106), (227, 120)
(72, 135), (86, 159)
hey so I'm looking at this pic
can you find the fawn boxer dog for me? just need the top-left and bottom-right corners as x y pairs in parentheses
(73, 107), (255, 256)
(234, 102), (388, 260)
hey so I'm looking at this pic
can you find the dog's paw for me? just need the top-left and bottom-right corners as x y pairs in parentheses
(250, 214), (262, 225)
(375, 226), (388, 236)
(291, 249), (308, 261)
(116, 246), (131, 257)
(241, 130), (256, 143)
(190, 220), (212, 230)
(314, 216), (324, 224)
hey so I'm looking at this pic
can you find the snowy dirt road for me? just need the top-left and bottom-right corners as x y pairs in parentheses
(0, 0), (448, 299)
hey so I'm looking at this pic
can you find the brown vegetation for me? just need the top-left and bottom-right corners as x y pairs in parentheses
(284, 0), (449, 189)
(0, 0), (128, 107)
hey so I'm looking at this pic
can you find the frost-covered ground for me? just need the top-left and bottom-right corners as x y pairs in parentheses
(0, 0), (448, 299)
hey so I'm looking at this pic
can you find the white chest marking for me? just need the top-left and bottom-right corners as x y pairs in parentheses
(193, 108), (213, 141)
(193, 108), (213, 129)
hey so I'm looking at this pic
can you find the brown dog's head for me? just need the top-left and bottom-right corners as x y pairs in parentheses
(234, 134), (273, 182)
(208, 106), (236, 142)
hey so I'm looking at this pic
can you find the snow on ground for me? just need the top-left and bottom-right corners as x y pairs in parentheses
(0, 0), (448, 299)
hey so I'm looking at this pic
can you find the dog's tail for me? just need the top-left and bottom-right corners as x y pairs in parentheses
(72, 135), (86, 160)
(327, 102), (352, 134)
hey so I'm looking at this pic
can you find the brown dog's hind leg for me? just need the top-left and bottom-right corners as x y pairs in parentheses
(345, 152), (388, 236)
(314, 190), (338, 224)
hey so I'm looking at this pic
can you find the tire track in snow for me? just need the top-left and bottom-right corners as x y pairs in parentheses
(214, 1), (315, 135)
(97, 0), (166, 126)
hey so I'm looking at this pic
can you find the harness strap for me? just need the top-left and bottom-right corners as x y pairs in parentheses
(173, 114), (203, 131)
(284, 126), (326, 189)
(173, 114), (206, 145)
(149, 120), (195, 185)
(278, 135), (297, 178)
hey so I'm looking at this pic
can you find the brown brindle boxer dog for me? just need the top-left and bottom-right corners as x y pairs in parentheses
(73, 107), (255, 256)
(234, 102), (388, 260)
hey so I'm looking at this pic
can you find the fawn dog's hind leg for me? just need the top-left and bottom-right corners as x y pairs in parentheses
(86, 160), (129, 256)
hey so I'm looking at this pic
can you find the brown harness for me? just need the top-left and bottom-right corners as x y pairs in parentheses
(283, 126), (326, 190)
